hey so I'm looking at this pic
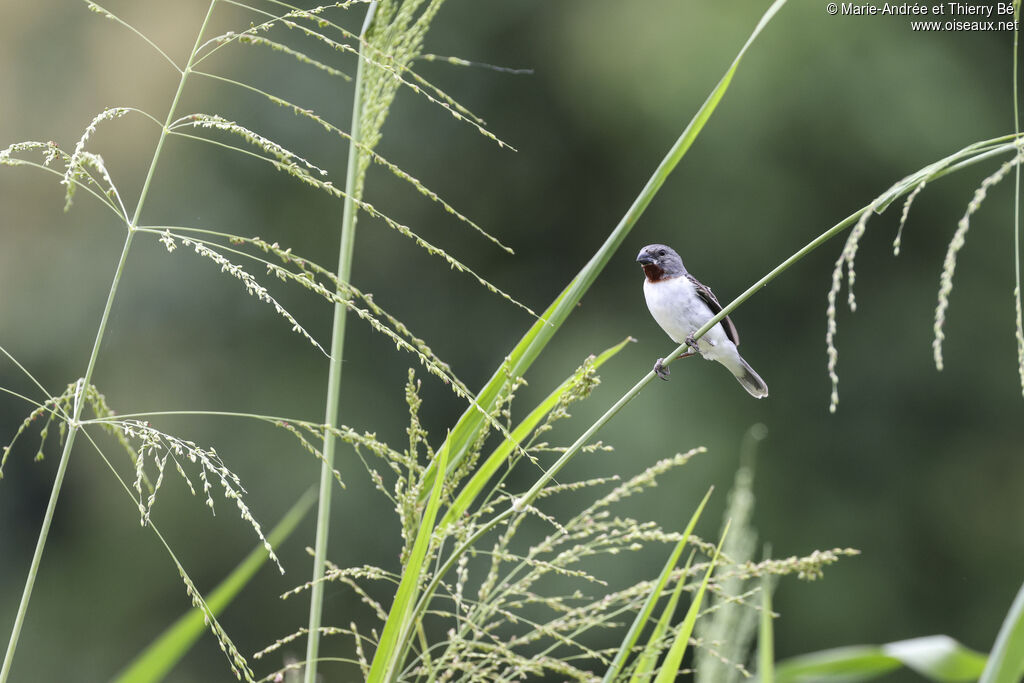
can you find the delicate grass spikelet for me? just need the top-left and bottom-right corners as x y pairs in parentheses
(351, 621), (371, 678)
(230, 32), (352, 80)
(1, 140), (130, 219)
(582, 448), (705, 515)
(252, 625), (347, 663)
(147, 229), (476, 399)
(418, 52), (534, 75)
(727, 548), (860, 581)
(825, 201), (882, 414)
(175, 561), (256, 681)
(0, 381), (79, 477)
(0, 140), (65, 168)
(824, 138), (1024, 410)
(934, 150), (1024, 370)
(171, 113), (329, 178)
(266, 261), (466, 389)
(159, 125), (533, 318)
(158, 231), (328, 356)
(198, 3), (510, 148)
(190, 77), (511, 252)
(111, 419), (284, 574)
(894, 179), (927, 256)
(62, 107), (132, 214)
(272, 420), (345, 488)
(1016, 284), (1024, 396)
(279, 562), (394, 602)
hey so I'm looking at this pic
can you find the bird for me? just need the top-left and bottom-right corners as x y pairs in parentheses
(636, 243), (768, 398)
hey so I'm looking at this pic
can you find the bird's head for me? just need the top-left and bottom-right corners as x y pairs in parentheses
(636, 244), (685, 282)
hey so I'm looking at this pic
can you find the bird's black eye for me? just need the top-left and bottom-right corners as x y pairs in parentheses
(657, 249), (666, 257)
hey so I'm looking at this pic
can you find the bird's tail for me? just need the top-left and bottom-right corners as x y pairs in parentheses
(730, 357), (769, 399)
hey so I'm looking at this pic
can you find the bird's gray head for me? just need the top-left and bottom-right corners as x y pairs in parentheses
(636, 244), (685, 282)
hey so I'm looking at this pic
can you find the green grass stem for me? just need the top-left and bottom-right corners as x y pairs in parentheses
(630, 551), (697, 683)
(604, 489), (713, 682)
(366, 433), (449, 682)
(303, 4), (377, 681)
(654, 521), (730, 683)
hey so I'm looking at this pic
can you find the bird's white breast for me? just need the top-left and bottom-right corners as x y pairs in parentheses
(643, 275), (731, 355)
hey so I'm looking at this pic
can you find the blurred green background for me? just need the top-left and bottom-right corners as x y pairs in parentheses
(1, 1), (1022, 680)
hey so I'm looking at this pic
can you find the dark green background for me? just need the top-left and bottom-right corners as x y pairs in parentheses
(1, 1), (1022, 680)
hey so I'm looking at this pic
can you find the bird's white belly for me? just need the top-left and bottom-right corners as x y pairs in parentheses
(643, 276), (731, 359)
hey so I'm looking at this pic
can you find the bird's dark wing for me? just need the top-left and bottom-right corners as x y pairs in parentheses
(685, 273), (740, 346)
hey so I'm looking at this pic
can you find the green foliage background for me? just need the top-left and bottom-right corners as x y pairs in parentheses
(0, 1), (1021, 680)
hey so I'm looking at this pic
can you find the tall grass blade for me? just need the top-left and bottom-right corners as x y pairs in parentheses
(419, 0), (790, 495)
(979, 578), (1024, 683)
(629, 551), (696, 683)
(113, 489), (316, 683)
(653, 520), (731, 683)
(304, 4), (376, 679)
(603, 488), (713, 682)
(366, 434), (449, 682)
(772, 645), (902, 682)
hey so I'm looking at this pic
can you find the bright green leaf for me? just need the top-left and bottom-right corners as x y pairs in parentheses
(605, 489), (712, 682)
(630, 551), (696, 683)
(654, 520), (731, 683)
(772, 636), (987, 683)
(366, 434), (449, 682)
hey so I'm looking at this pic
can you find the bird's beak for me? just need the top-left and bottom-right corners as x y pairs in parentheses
(636, 252), (655, 266)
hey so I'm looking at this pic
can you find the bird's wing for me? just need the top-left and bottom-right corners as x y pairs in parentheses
(685, 273), (740, 346)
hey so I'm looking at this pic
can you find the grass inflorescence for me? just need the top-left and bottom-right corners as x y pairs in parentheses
(824, 135), (1024, 412)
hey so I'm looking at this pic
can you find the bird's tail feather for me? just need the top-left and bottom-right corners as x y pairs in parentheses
(731, 358), (769, 399)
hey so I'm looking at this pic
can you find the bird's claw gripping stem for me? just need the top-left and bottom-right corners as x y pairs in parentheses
(654, 358), (670, 381)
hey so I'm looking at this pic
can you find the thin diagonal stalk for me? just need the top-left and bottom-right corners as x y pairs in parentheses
(304, 4), (377, 681)
(0, 3), (218, 679)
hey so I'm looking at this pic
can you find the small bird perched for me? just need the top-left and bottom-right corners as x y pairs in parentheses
(636, 244), (768, 398)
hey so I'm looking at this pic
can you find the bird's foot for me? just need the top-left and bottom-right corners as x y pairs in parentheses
(684, 334), (700, 354)
(654, 358), (671, 381)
